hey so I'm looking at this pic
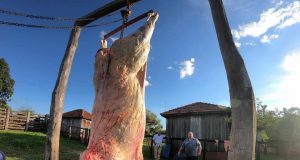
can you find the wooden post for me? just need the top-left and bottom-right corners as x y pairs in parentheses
(202, 140), (207, 160)
(208, 0), (256, 159)
(4, 108), (10, 130)
(25, 111), (31, 131)
(44, 26), (82, 160)
(69, 125), (72, 139)
(84, 128), (89, 145)
(256, 142), (260, 160)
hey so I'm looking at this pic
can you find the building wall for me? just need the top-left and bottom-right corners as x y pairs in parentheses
(166, 113), (230, 158)
(81, 119), (91, 128)
(166, 113), (230, 140)
(61, 118), (82, 139)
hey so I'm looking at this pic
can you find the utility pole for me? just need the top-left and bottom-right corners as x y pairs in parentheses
(208, 0), (256, 160)
(44, 1), (142, 159)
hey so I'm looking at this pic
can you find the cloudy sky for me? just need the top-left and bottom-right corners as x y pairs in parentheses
(1, 0), (300, 127)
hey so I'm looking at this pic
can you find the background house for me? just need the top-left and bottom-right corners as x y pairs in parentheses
(161, 102), (231, 158)
(61, 109), (92, 140)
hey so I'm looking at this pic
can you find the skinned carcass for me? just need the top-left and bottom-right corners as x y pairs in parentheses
(80, 12), (159, 160)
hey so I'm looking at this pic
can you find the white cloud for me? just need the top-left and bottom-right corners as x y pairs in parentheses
(167, 66), (173, 70)
(244, 42), (257, 46)
(218, 100), (230, 107)
(179, 58), (195, 79)
(260, 34), (279, 43)
(235, 41), (241, 48)
(110, 37), (119, 42)
(100, 30), (106, 38)
(261, 52), (300, 109)
(100, 30), (119, 43)
(232, 1), (300, 41)
(145, 79), (151, 87)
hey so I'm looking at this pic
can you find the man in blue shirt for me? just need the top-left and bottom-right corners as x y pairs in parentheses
(178, 131), (202, 160)
(0, 151), (6, 160)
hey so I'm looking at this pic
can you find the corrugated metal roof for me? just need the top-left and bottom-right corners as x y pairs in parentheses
(160, 102), (231, 118)
(62, 109), (92, 120)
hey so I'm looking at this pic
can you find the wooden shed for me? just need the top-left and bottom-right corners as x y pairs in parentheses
(161, 102), (231, 158)
(161, 102), (231, 140)
(61, 109), (92, 140)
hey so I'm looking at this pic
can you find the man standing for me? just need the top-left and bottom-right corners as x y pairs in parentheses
(0, 151), (5, 160)
(152, 131), (165, 160)
(178, 131), (202, 160)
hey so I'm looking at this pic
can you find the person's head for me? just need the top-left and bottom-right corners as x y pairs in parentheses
(188, 131), (194, 139)
(157, 131), (161, 135)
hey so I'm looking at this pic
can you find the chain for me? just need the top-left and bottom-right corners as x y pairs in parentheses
(0, 18), (122, 30)
(120, 0), (132, 38)
(0, 8), (119, 21)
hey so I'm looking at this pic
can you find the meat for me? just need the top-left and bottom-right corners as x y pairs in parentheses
(80, 12), (159, 160)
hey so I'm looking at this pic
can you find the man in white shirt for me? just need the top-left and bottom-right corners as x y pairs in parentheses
(152, 131), (165, 160)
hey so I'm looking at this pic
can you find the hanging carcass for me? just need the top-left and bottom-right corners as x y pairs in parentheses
(80, 12), (159, 160)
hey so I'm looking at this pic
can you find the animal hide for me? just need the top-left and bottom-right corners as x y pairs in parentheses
(80, 12), (159, 160)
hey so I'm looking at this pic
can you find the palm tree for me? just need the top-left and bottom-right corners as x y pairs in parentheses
(208, 0), (257, 159)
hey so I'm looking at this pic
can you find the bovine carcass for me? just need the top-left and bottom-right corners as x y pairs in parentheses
(80, 12), (159, 160)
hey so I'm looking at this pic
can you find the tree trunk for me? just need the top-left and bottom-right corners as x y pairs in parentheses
(208, 0), (256, 160)
(80, 13), (158, 160)
(44, 26), (82, 160)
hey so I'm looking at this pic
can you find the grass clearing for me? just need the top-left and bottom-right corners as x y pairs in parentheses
(0, 130), (85, 160)
(1, 130), (297, 160)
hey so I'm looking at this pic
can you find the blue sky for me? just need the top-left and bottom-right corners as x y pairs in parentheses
(1, 0), (300, 128)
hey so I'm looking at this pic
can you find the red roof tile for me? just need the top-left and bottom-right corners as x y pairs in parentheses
(160, 102), (231, 117)
(63, 109), (92, 120)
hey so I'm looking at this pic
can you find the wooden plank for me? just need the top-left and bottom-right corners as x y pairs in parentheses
(75, 0), (142, 27)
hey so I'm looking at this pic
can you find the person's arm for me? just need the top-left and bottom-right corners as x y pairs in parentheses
(152, 135), (156, 146)
(178, 146), (183, 155)
(197, 140), (202, 156)
(178, 140), (185, 155)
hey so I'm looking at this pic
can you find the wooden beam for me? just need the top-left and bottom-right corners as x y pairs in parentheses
(75, 0), (142, 27)
(45, 26), (82, 160)
(208, 0), (256, 160)
(44, 1), (143, 160)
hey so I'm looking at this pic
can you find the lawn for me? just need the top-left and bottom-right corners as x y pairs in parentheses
(0, 130), (153, 160)
(0, 130), (86, 160)
(1, 130), (298, 160)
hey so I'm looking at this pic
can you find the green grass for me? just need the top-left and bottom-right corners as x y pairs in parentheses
(260, 154), (300, 160)
(0, 130), (86, 160)
(0, 130), (154, 160)
(3, 131), (295, 160)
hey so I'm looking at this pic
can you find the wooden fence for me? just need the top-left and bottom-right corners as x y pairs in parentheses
(0, 108), (47, 131)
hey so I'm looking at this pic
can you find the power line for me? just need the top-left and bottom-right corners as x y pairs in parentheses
(0, 8), (119, 21)
(0, 18), (122, 29)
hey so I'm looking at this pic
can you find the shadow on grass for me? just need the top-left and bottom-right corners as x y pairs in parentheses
(0, 130), (86, 160)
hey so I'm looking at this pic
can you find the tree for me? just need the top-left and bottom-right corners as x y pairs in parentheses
(208, 0), (256, 159)
(145, 109), (163, 135)
(0, 58), (15, 109)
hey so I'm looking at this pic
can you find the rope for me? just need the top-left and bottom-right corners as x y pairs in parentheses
(0, 18), (122, 30)
(0, 8), (119, 21)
